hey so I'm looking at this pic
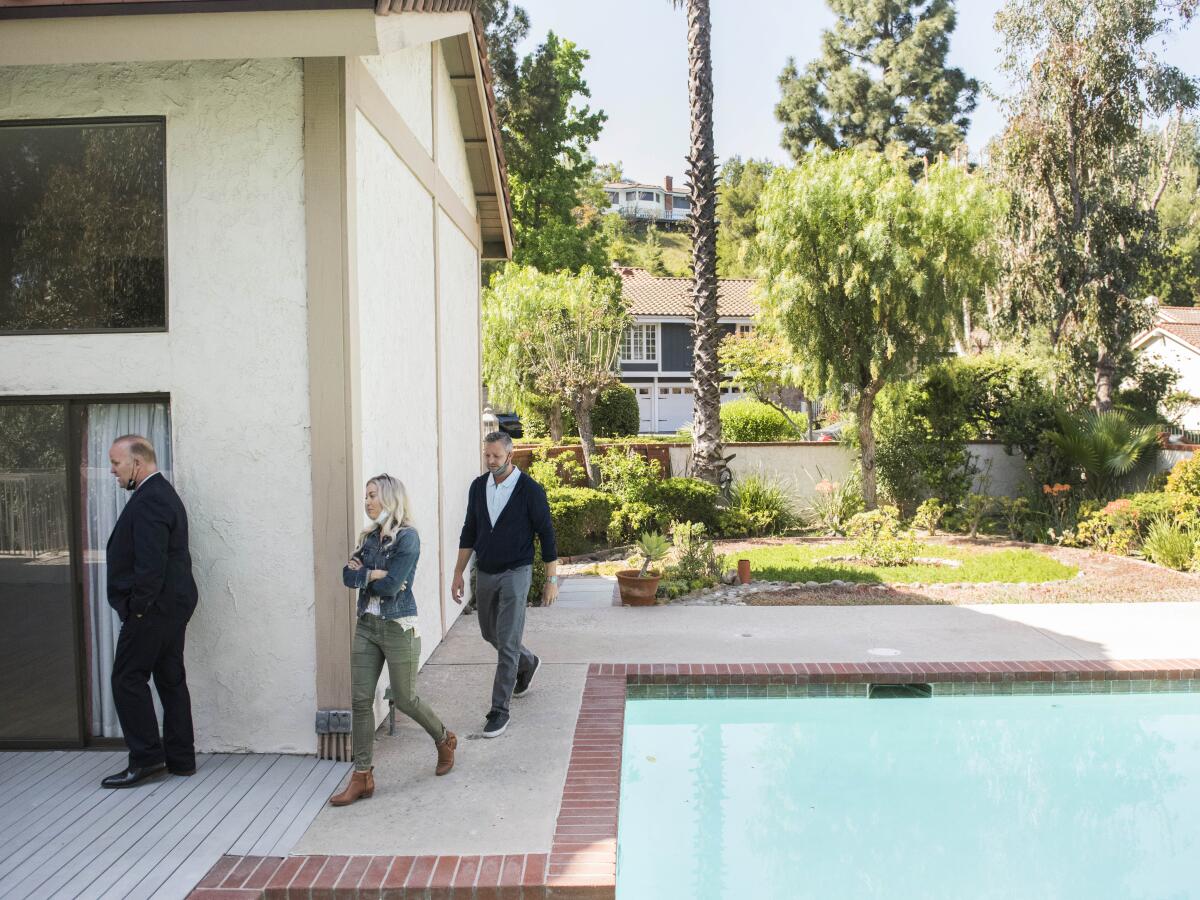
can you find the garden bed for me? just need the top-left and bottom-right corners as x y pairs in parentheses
(679, 536), (1200, 606)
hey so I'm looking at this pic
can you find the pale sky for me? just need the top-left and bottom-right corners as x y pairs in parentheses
(515, 0), (1200, 184)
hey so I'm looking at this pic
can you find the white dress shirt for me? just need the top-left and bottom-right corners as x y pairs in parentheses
(486, 467), (521, 526)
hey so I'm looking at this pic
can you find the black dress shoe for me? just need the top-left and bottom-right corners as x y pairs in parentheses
(101, 764), (166, 789)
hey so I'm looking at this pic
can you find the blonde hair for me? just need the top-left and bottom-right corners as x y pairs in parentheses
(356, 473), (414, 549)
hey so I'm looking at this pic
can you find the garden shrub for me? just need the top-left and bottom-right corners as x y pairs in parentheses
(595, 447), (663, 505)
(668, 521), (722, 583)
(960, 494), (996, 538)
(653, 478), (720, 532)
(527, 448), (587, 489)
(546, 486), (616, 556)
(591, 385), (641, 437)
(1143, 517), (1195, 571)
(803, 470), (864, 535)
(872, 353), (1059, 512)
(1166, 456), (1200, 497)
(719, 399), (804, 442)
(607, 501), (658, 544)
(722, 472), (796, 536)
(845, 506), (919, 566)
(520, 397), (576, 439)
(1071, 491), (1200, 555)
(912, 498), (947, 535)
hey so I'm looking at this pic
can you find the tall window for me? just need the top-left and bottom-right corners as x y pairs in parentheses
(638, 190), (656, 202)
(621, 324), (657, 362)
(606, 191), (619, 205)
(0, 118), (167, 333)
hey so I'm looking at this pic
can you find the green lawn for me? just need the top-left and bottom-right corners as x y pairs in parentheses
(727, 544), (1077, 585)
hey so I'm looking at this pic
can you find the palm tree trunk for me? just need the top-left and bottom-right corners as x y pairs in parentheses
(683, 0), (723, 484)
(1094, 343), (1115, 412)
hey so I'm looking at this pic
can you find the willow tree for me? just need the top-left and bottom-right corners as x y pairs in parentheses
(483, 264), (628, 484)
(757, 148), (999, 507)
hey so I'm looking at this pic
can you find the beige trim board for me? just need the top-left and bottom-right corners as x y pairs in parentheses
(349, 56), (482, 255)
(0, 10), (381, 66)
(463, 29), (513, 259)
(303, 57), (360, 725)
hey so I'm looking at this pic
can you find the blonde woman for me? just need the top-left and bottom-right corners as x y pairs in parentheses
(329, 474), (456, 807)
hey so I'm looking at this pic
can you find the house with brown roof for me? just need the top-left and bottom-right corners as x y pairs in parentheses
(1132, 305), (1200, 430)
(0, 0), (510, 757)
(616, 266), (756, 432)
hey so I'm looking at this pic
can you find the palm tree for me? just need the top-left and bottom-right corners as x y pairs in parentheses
(1044, 409), (1160, 500)
(675, 0), (723, 484)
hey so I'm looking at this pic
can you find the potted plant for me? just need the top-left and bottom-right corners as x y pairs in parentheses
(616, 532), (670, 606)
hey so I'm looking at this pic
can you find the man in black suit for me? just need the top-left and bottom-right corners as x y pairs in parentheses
(101, 434), (199, 789)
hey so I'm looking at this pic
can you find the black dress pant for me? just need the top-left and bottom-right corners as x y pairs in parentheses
(112, 612), (195, 770)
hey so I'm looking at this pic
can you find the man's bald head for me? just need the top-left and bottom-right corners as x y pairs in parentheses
(109, 434), (159, 491)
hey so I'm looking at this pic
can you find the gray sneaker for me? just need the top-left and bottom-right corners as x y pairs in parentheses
(513, 655), (541, 698)
(483, 710), (509, 738)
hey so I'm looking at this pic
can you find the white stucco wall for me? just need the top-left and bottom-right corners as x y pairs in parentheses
(0, 59), (315, 753)
(437, 208), (482, 637)
(361, 45), (433, 156)
(1138, 333), (1200, 430)
(354, 112), (443, 655)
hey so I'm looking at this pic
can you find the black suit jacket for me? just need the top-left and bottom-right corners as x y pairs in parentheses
(106, 473), (199, 623)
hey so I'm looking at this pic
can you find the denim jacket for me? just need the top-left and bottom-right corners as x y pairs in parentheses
(343, 526), (420, 619)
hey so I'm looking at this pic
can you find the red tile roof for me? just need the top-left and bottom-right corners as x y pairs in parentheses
(617, 266), (758, 318)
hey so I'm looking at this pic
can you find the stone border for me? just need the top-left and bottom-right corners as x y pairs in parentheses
(189, 658), (1200, 899)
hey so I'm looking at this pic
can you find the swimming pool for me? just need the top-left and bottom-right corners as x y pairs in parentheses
(617, 691), (1200, 899)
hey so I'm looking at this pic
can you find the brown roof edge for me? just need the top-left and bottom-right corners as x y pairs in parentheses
(0, 0), (372, 19)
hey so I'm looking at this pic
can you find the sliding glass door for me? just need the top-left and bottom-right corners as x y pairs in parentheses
(0, 403), (79, 744)
(0, 397), (171, 747)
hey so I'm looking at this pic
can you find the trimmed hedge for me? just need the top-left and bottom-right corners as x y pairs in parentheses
(522, 385), (642, 439)
(653, 477), (720, 531)
(719, 399), (803, 442)
(546, 486), (616, 557)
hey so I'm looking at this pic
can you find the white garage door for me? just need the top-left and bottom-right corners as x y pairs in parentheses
(656, 384), (693, 432)
(632, 385), (654, 432)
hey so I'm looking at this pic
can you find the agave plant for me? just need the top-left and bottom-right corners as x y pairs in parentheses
(1044, 409), (1160, 500)
(634, 532), (671, 578)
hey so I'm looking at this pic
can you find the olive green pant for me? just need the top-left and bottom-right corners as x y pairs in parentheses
(351, 614), (446, 771)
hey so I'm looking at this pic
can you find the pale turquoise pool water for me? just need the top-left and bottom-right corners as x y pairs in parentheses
(617, 693), (1200, 900)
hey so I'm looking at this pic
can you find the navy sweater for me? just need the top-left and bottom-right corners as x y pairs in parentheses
(459, 471), (558, 574)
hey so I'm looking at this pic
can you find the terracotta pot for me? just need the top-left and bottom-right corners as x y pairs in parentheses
(737, 558), (752, 585)
(616, 569), (662, 606)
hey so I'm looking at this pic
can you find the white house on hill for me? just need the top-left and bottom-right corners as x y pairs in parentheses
(604, 176), (690, 226)
(1132, 305), (1200, 431)
(0, 0), (510, 758)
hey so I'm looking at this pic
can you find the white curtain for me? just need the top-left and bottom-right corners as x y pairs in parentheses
(81, 402), (172, 738)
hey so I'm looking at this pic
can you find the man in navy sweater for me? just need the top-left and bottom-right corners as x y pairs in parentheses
(452, 431), (558, 737)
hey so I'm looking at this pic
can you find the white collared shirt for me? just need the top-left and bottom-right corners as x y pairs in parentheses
(486, 467), (521, 526)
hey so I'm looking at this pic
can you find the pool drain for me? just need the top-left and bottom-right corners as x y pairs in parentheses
(868, 683), (932, 699)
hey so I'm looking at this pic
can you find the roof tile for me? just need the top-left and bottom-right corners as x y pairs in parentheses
(618, 266), (758, 318)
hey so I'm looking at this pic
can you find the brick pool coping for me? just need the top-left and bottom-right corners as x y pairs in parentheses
(189, 657), (1200, 900)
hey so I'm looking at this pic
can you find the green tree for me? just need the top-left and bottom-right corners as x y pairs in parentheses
(757, 148), (998, 507)
(641, 225), (669, 276)
(990, 0), (1198, 409)
(775, 0), (977, 163)
(1139, 120), (1200, 306)
(477, 0), (530, 111)
(500, 32), (610, 274)
(716, 156), (776, 277)
(718, 328), (809, 435)
(673, 0), (724, 484)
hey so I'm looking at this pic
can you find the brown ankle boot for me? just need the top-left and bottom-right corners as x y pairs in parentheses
(329, 768), (374, 806)
(435, 731), (457, 776)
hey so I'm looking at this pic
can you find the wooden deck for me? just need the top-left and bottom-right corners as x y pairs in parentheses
(0, 750), (349, 900)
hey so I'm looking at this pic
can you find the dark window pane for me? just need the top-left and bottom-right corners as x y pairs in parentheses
(0, 119), (166, 332)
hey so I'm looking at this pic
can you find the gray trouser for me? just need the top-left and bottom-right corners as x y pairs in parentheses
(475, 565), (537, 714)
